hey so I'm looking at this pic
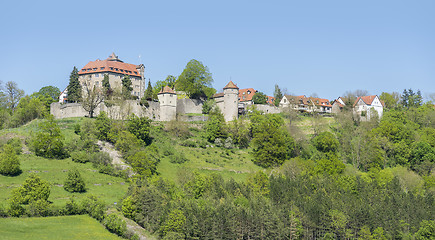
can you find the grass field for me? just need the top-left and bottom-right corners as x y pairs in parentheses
(0, 215), (122, 240)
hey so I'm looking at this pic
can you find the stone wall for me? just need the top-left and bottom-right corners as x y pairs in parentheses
(255, 104), (281, 114)
(176, 99), (204, 115)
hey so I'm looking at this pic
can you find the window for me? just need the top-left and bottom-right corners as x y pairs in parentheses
(95, 74), (99, 77)
(100, 67), (105, 70)
(115, 68), (118, 71)
(110, 67), (113, 70)
(82, 69), (86, 72)
(134, 71), (138, 74)
(120, 69), (124, 72)
(87, 69), (91, 72)
(93, 68), (97, 71)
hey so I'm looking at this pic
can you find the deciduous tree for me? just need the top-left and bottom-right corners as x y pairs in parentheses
(176, 59), (215, 99)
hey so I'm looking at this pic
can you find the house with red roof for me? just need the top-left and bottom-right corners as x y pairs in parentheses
(78, 53), (145, 98)
(353, 95), (384, 120)
(331, 97), (346, 114)
(279, 95), (332, 113)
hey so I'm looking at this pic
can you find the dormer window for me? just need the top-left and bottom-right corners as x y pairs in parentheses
(93, 68), (97, 71)
(115, 68), (118, 71)
(134, 71), (138, 74)
(120, 69), (124, 72)
(100, 67), (105, 70)
(110, 67), (113, 70)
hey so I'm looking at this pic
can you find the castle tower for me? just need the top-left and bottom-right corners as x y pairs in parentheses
(158, 86), (177, 121)
(223, 81), (239, 121)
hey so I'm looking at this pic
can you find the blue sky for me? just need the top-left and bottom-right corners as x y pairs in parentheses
(1, 0), (434, 100)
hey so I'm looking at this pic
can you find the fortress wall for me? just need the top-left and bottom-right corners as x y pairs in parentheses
(176, 99), (204, 115)
(51, 100), (160, 120)
(255, 104), (281, 114)
(177, 114), (209, 122)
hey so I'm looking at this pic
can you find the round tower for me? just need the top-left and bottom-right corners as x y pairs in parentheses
(157, 86), (177, 121)
(223, 81), (239, 121)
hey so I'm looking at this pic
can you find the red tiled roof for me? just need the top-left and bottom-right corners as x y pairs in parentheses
(284, 95), (331, 107)
(266, 96), (275, 105)
(223, 81), (239, 89)
(353, 95), (377, 107)
(309, 97), (332, 107)
(238, 88), (256, 102)
(158, 86), (176, 94)
(78, 55), (141, 77)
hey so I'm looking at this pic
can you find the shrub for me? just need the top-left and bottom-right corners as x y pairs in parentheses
(127, 114), (151, 144)
(165, 120), (191, 139)
(27, 199), (51, 217)
(180, 139), (196, 148)
(31, 116), (66, 159)
(128, 151), (158, 178)
(95, 111), (112, 141)
(10, 174), (50, 205)
(169, 152), (188, 164)
(91, 151), (112, 166)
(64, 168), (86, 193)
(115, 131), (141, 155)
(6, 138), (22, 155)
(81, 195), (106, 221)
(104, 213), (127, 237)
(70, 151), (89, 163)
(0, 144), (21, 176)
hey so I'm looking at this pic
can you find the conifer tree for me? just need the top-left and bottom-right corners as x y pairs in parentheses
(67, 66), (81, 102)
(144, 80), (153, 100)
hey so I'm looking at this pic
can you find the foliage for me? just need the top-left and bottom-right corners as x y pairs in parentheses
(273, 84), (283, 106)
(81, 78), (104, 118)
(64, 168), (86, 193)
(4, 81), (25, 112)
(121, 75), (133, 99)
(205, 107), (227, 142)
(27, 199), (51, 217)
(251, 113), (295, 167)
(31, 116), (66, 159)
(102, 74), (112, 98)
(252, 91), (268, 104)
(169, 152), (188, 164)
(10, 95), (46, 127)
(144, 80), (153, 100)
(402, 89), (423, 108)
(228, 118), (250, 148)
(127, 114), (151, 144)
(103, 213), (127, 237)
(176, 59), (215, 99)
(67, 66), (81, 102)
(380, 92), (400, 109)
(115, 131), (141, 155)
(312, 131), (339, 153)
(201, 99), (214, 114)
(95, 111), (112, 141)
(128, 150), (159, 178)
(0, 144), (21, 176)
(153, 75), (177, 100)
(10, 174), (50, 205)
(415, 220), (435, 240)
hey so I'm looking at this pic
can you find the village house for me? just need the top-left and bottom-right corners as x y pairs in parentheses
(353, 95), (384, 120)
(280, 95), (332, 113)
(331, 97), (346, 114)
(78, 53), (145, 98)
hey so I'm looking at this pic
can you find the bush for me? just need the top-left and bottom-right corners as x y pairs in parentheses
(64, 168), (86, 193)
(90, 151), (112, 166)
(10, 174), (50, 205)
(0, 144), (21, 176)
(128, 151), (158, 178)
(103, 213), (127, 237)
(165, 121), (191, 139)
(180, 139), (196, 148)
(115, 131), (141, 155)
(95, 111), (112, 141)
(81, 195), (106, 221)
(27, 199), (51, 217)
(31, 116), (66, 159)
(169, 152), (188, 164)
(6, 138), (22, 155)
(127, 114), (151, 144)
(70, 151), (89, 163)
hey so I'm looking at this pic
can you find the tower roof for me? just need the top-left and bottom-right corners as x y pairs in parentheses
(223, 81), (239, 89)
(158, 85), (176, 94)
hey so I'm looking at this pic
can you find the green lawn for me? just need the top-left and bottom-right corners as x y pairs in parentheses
(0, 215), (122, 240)
(0, 154), (129, 207)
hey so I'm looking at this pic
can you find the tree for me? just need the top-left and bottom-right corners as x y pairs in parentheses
(82, 77), (104, 118)
(251, 113), (295, 167)
(176, 59), (215, 99)
(415, 220), (435, 240)
(252, 91), (267, 104)
(153, 75), (177, 100)
(380, 92), (400, 109)
(35, 86), (61, 101)
(31, 115), (66, 159)
(0, 144), (21, 176)
(5, 81), (24, 112)
(273, 84), (283, 106)
(102, 74), (112, 98)
(95, 111), (112, 141)
(67, 66), (81, 102)
(144, 80), (153, 100)
(127, 114), (151, 144)
(10, 174), (50, 204)
(128, 151), (158, 178)
(205, 107), (227, 142)
(64, 168), (86, 193)
(122, 75), (133, 99)
(312, 132), (339, 153)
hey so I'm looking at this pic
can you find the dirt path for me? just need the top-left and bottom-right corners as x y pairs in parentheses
(96, 141), (131, 171)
